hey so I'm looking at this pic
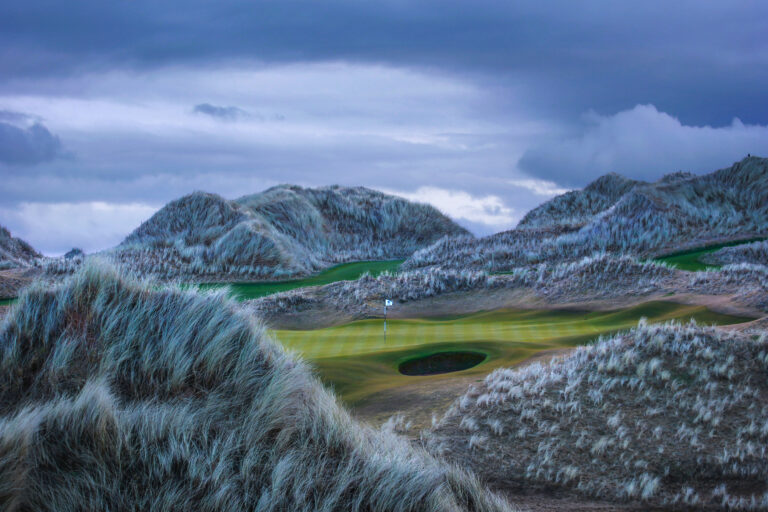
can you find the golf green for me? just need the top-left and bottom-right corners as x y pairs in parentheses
(271, 301), (755, 405)
(200, 259), (403, 300)
(654, 238), (766, 271)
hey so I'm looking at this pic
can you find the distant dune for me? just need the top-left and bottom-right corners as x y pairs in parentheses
(113, 185), (469, 280)
(405, 156), (768, 271)
(0, 225), (39, 269)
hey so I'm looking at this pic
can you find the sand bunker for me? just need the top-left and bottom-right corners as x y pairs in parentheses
(399, 351), (487, 376)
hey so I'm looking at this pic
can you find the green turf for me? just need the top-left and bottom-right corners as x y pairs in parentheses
(271, 301), (754, 405)
(654, 237), (766, 271)
(200, 259), (404, 300)
(0, 298), (15, 306)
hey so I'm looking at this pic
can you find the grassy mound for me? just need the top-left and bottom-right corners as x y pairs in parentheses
(0, 225), (39, 269)
(113, 186), (468, 281)
(0, 263), (511, 511)
(701, 239), (768, 268)
(405, 156), (768, 272)
(426, 322), (768, 509)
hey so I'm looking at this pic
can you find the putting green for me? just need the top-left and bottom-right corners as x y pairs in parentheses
(201, 259), (403, 300)
(271, 301), (754, 405)
(0, 298), (14, 306)
(654, 238), (766, 271)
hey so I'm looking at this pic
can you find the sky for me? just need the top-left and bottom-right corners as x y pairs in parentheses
(1, 1), (767, 255)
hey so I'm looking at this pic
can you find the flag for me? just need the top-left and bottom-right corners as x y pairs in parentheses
(384, 299), (393, 307)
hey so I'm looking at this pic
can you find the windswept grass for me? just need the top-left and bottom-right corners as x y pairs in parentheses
(0, 263), (512, 511)
(0, 224), (40, 268)
(405, 157), (768, 272)
(113, 185), (467, 280)
(702, 239), (768, 267)
(427, 321), (768, 509)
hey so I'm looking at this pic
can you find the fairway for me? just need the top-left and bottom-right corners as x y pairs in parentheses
(201, 259), (403, 299)
(654, 237), (766, 271)
(272, 301), (754, 405)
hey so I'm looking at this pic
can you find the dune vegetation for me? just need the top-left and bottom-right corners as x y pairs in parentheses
(702, 239), (768, 268)
(404, 157), (768, 273)
(426, 321), (768, 509)
(0, 225), (39, 270)
(112, 185), (467, 281)
(252, 252), (768, 326)
(0, 263), (512, 511)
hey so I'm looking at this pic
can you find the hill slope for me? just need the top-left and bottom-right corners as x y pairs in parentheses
(518, 172), (641, 230)
(0, 264), (511, 511)
(0, 225), (39, 269)
(426, 322), (768, 509)
(406, 156), (768, 271)
(115, 185), (469, 280)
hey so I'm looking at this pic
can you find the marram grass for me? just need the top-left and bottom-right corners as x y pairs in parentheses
(426, 321), (768, 509)
(0, 262), (512, 512)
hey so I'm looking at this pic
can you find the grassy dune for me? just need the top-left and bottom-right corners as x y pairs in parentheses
(427, 322), (768, 508)
(202, 259), (403, 299)
(273, 301), (753, 405)
(0, 263), (512, 511)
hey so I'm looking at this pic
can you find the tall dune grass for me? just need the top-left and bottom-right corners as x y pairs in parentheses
(426, 321), (768, 509)
(112, 186), (469, 281)
(0, 263), (512, 511)
(405, 156), (768, 272)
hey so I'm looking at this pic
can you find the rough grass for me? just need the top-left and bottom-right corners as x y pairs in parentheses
(0, 263), (513, 512)
(426, 321), (768, 509)
(702, 239), (768, 267)
(254, 253), (768, 326)
(405, 156), (768, 272)
(0, 225), (39, 269)
(113, 185), (468, 280)
(256, 253), (677, 317)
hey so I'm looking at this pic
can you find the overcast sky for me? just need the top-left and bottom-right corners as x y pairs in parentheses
(1, 1), (767, 255)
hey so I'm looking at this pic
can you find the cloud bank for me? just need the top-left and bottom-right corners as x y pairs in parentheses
(193, 103), (250, 121)
(0, 111), (62, 165)
(519, 105), (768, 186)
(0, 202), (158, 255)
(383, 187), (518, 236)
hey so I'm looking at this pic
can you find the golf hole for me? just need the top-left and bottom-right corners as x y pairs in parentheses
(398, 351), (487, 376)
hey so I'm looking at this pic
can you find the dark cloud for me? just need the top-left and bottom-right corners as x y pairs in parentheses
(1, 1), (767, 126)
(0, 119), (62, 166)
(518, 105), (768, 187)
(193, 103), (249, 120)
(0, 110), (34, 123)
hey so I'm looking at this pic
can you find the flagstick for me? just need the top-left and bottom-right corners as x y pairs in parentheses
(383, 299), (392, 342)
